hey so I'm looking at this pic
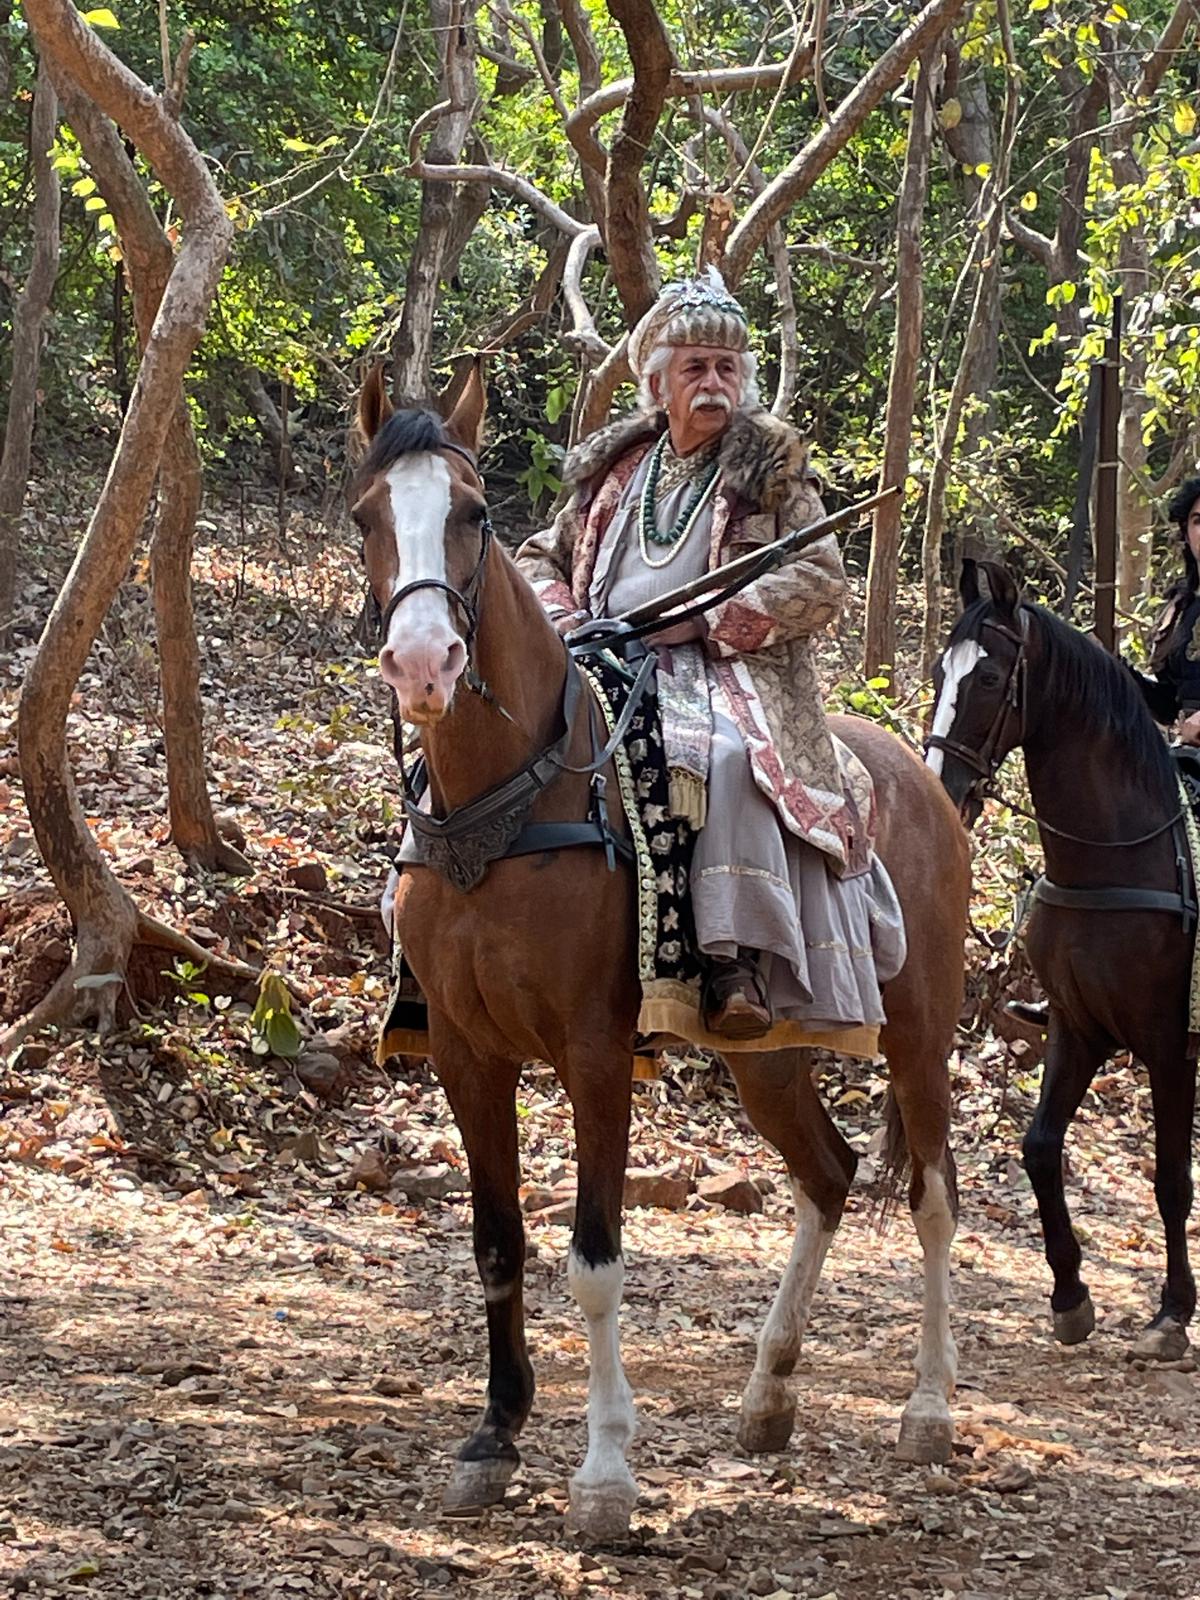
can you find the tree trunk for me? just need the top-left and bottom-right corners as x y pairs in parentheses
(920, 0), (1018, 679)
(7, 0), (248, 1047)
(50, 60), (248, 875)
(0, 53), (60, 642)
(865, 40), (939, 683)
(392, 0), (480, 398)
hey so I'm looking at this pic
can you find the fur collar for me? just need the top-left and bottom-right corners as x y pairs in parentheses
(562, 406), (812, 513)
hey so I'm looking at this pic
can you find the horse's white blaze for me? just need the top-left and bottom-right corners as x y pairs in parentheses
(568, 1252), (637, 1495)
(904, 1165), (957, 1421)
(741, 1184), (832, 1426)
(382, 454), (455, 656)
(925, 640), (987, 777)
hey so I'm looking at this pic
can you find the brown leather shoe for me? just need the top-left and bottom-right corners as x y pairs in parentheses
(703, 954), (772, 1040)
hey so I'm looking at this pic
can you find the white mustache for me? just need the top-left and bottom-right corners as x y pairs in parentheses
(690, 393), (732, 414)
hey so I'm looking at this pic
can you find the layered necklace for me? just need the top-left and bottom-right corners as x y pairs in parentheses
(638, 432), (721, 569)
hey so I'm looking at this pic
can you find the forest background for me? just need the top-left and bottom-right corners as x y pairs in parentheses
(1, 0), (1200, 1050)
(1, 8), (1200, 1594)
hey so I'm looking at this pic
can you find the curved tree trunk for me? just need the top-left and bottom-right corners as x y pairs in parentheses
(920, 0), (1018, 679)
(393, 0), (480, 398)
(7, 0), (251, 1048)
(49, 59), (249, 874)
(0, 53), (60, 643)
(865, 40), (940, 683)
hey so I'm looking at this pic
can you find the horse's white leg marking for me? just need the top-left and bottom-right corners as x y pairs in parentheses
(739, 1183), (833, 1449)
(567, 1251), (638, 1535)
(925, 640), (987, 777)
(898, 1165), (957, 1462)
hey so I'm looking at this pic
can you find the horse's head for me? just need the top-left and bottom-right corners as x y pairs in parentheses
(350, 362), (489, 725)
(925, 558), (1027, 826)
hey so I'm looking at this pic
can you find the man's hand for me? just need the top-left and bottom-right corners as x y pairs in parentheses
(648, 616), (708, 647)
(554, 610), (589, 637)
(1179, 711), (1200, 745)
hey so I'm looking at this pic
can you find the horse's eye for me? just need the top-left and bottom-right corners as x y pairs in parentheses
(977, 666), (1002, 688)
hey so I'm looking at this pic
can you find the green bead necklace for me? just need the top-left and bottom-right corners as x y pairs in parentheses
(638, 433), (721, 569)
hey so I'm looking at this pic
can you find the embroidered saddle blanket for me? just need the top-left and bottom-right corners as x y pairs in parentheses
(377, 654), (882, 1064)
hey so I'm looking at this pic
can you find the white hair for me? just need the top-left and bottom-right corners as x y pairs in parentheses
(638, 345), (760, 412)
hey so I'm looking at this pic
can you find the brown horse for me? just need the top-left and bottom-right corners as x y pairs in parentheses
(352, 365), (971, 1538)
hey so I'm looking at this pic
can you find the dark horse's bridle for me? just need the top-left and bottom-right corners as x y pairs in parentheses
(925, 612), (1029, 812)
(927, 604), (1196, 933)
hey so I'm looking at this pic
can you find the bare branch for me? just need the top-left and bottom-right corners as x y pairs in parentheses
(567, 54), (815, 163)
(556, 0), (601, 100)
(725, 0), (969, 286)
(409, 158), (588, 236)
(1004, 207), (1053, 270)
(605, 0), (674, 324)
(1134, 0), (1198, 99)
(562, 223), (612, 363)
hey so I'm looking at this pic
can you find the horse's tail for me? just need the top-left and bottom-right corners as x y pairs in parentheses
(873, 1085), (911, 1229)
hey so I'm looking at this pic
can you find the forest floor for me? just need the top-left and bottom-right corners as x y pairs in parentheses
(1, 487), (1198, 1600)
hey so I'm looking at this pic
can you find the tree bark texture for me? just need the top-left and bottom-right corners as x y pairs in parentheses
(50, 62), (248, 875)
(0, 53), (61, 641)
(12, 0), (238, 1040)
(392, 0), (480, 398)
(603, 0), (673, 325)
(865, 40), (939, 683)
(920, 0), (1019, 679)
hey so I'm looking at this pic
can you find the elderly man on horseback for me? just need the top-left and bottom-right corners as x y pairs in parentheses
(517, 269), (903, 1042)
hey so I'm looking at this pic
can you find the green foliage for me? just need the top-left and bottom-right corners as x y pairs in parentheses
(250, 971), (301, 1059)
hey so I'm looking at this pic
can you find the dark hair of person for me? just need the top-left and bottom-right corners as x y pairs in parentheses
(1149, 474), (1200, 672)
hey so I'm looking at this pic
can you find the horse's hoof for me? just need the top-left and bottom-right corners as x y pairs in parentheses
(737, 1403), (796, 1453)
(1053, 1293), (1095, 1346)
(442, 1456), (517, 1513)
(567, 1479), (637, 1542)
(1131, 1318), (1190, 1362)
(896, 1411), (954, 1465)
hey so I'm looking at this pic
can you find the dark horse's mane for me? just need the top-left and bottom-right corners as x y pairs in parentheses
(360, 408), (448, 479)
(949, 598), (1176, 808)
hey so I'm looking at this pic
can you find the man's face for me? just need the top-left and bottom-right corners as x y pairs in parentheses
(1186, 496), (1200, 562)
(656, 345), (743, 443)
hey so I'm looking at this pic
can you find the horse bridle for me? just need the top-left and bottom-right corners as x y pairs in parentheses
(374, 440), (494, 655)
(924, 611), (1029, 807)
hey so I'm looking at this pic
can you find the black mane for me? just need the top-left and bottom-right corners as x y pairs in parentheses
(360, 408), (448, 478)
(949, 598), (1175, 806)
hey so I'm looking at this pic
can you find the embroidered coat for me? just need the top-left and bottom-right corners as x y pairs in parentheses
(515, 407), (866, 873)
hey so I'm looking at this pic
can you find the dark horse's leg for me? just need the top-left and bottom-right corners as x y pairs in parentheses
(434, 1031), (534, 1512)
(562, 1046), (637, 1540)
(1130, 1040), (1197, 1360)
(1022, 1015), (1108, 1344)
(724, 1049), (855, 1452)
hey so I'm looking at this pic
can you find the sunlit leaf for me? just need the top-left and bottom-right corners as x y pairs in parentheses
(83, 7), (120, 27)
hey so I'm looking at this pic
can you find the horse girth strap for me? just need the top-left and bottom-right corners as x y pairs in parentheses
(1033, 878), (1191, 917)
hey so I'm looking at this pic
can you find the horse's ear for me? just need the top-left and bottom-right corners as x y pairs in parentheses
(959, 558), (980, 608)
(975, 559), (1021, 616)
(443, 357), (487, 455)
(356, 361), (394, 446)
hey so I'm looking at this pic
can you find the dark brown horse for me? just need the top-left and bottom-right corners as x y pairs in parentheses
(353, 365), (971, 1537)
(929, 559), (1196, 1359)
